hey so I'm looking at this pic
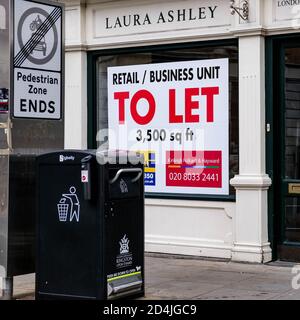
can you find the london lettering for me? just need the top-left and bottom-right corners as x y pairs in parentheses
(277, 0), (300, 7)
(106, 6), (218, 29)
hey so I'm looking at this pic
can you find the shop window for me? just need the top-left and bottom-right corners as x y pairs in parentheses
(94, 43), (239, 197)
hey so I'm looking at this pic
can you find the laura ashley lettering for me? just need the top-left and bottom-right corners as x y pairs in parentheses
(105, 6), (218, 29)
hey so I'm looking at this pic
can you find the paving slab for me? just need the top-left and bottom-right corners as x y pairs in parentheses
(227, 276), (292, 294)
(272, 289), (300, 300)
(146, 280), (223, 299)
(0, 255), (299, 300)
(193, 288), (280, 300)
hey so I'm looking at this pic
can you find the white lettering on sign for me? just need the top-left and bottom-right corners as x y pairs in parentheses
(59, 155), (75, 162)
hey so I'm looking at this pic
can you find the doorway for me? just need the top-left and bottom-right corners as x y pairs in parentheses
(270, 38), (300, 261)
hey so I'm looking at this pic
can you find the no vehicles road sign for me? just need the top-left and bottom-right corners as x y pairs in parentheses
(13, 0), (63, 120)
(14, 0), (62, 71)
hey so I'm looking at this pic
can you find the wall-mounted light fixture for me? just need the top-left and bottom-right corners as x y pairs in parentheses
(230, 0), (249, 21)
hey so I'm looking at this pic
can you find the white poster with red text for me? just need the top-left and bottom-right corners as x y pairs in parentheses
(108, 58), (229, 195)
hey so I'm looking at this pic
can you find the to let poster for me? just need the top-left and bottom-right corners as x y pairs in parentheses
(107, 58), (229, 195)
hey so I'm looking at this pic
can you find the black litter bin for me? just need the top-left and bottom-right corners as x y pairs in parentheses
(36, 150), (144, 300)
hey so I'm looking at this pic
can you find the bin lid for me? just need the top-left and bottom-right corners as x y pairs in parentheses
(37, 150), (96, 164)
(37, 149), (144, 165)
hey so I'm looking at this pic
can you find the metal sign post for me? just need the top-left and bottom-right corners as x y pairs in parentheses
(0, 0), (64, 300)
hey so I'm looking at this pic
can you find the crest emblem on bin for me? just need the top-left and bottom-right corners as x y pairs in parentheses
(119, 234), (130, 254)
(57, 186), (80, 222)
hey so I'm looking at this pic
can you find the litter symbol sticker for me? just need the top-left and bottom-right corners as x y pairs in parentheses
(14, 0), (62, 71)
(57, 186), (81, 223)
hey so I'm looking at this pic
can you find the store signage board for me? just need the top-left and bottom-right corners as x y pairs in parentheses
(107, 59), (229, 195)
(13, 0), (62, 119)
(275, 0), (300, 21)
(94, 0), (231, 38)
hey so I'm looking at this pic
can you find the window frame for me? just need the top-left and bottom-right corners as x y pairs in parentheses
(87, 39), (238, 201)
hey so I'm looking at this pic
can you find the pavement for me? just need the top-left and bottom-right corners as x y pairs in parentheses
(1, 254), (300, 300)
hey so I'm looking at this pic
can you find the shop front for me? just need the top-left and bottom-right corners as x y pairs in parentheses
(63, 0), (300, 263)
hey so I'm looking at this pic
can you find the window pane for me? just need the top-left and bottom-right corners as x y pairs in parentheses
(285, 197), (300, 243)
(285, 48), (300, 179)
(96, 44), (239, 195)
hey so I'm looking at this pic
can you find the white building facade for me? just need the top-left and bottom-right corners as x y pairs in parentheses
(62, 0), (300, 263)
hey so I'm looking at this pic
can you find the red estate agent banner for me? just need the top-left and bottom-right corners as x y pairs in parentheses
(166, 151), (222, 188)
(108, 58), (229, 195)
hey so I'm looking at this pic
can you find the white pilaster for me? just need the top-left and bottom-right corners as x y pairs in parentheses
(64, 51), (87, 149)
(230, 35), (272, 263)
(64, 2), (87, 149)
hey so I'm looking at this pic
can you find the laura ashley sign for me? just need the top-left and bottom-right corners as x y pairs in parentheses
(93, 0), (230, 38)
(106, 6), (218, 29)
